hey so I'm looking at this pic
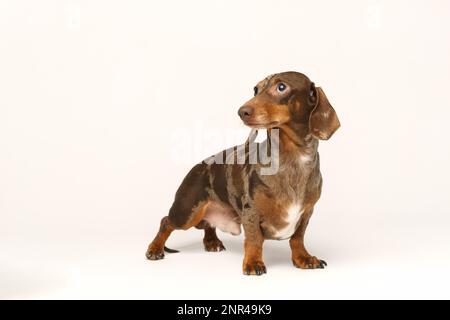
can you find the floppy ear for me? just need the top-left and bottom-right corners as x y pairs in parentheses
(309, 87), (340, 140)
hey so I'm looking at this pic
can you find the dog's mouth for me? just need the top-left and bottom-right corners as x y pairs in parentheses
(243, 121), (280, 129)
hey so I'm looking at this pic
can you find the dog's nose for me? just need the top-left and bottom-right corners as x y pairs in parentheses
(238, 106), (254, 120)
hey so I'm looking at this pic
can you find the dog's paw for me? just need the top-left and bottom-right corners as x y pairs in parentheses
(145, 247), (165, 260)
(292, 255), (327, 269)
(204, 239), (226, 252)
(243, 260), (267, 276)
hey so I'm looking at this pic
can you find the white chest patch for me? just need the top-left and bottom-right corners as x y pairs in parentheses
(274, 203), (303, 240)
(299, 154), (313, 165)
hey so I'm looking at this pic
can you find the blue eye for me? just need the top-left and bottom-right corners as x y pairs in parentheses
(277, 83), (286, 92)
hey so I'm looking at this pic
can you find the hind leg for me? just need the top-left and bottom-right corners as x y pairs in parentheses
(146, 202), (210, 260)
(146, 216), (174, 260)
(146, 163), (213, 260)
(198, 222), (226, 252)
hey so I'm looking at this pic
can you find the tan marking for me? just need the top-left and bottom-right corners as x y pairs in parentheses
(182, 201), (210, 229)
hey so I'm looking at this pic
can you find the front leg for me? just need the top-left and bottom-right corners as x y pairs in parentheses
(242, 212), (266, 276)
(289, 208), (327, 269)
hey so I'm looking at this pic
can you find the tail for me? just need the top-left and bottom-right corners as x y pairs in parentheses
(164, 246), (179, 253)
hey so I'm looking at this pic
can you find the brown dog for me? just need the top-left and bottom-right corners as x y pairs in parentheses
(146, 71), (340, 275)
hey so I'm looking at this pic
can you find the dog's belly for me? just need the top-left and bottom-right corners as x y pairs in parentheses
(264, 203), (304, 240)
(203, 202), (241, 235)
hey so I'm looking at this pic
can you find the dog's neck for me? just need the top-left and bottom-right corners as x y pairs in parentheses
(277, 123), (318, 163)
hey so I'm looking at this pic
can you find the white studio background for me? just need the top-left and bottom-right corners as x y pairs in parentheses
(1, 0), (449, 299)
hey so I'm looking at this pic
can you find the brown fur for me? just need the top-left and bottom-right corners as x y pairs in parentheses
(145, 216), (175, 260)
(203, 226), (226, 252)
(145, 71), (340, 275)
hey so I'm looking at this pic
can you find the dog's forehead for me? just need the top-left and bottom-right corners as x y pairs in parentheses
(255, 72), (309, 90)
(256, 74), (277, 89)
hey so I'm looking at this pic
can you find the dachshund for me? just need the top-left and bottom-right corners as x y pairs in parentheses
(146, 71), (340, 275)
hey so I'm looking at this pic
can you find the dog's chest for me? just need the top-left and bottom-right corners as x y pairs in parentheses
(272, 203), (304, 240)
(262, 156), (315, 240)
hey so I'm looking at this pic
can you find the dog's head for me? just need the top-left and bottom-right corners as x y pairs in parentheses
(238, 71), (340, 140)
